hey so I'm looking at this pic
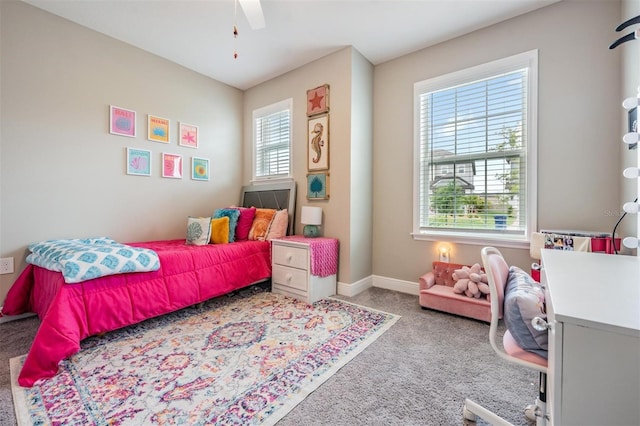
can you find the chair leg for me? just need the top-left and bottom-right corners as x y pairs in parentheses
(463, 399), (514, 426)
(524, 372), (548, 425)
(464, 372), (548, 425)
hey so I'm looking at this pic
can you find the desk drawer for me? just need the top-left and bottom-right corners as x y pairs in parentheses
(272, 244), (308, 270)
(272, 264), (308, 291)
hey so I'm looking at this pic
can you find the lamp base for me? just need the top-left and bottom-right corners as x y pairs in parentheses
(303, 225), (320, 238)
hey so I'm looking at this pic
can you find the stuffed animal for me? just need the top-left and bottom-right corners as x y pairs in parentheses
(470, 271), (490, 298)
(452, 263), (489, 299)
(452, 266), (472, 295)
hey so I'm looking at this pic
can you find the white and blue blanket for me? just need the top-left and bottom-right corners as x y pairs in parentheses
(27, 237), (160, 283)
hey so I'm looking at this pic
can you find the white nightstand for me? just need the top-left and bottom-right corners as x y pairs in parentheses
(270, 236), (338, 303)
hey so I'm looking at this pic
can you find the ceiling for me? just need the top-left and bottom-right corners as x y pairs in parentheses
(23, 0), (560, 91)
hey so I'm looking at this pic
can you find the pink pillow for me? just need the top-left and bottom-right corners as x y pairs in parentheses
(234, 207), (256, 241)
(266, 209), (288, 240)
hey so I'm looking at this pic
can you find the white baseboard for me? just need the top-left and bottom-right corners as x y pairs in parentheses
(337, 276), (373, 297)
(336, 275), (419, 297)
(0, 307), (36, 324)
(372, 275), (419, 295)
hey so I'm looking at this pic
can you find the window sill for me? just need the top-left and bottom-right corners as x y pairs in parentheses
(250, 176), (294, 185)
(411, 231), (530, 250)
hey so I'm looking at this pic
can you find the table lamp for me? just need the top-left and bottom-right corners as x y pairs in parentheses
(301, 206), (322, 237)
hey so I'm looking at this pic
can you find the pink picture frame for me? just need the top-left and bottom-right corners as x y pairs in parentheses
(179, 122), (199, 148)
(306, 84), (329, 116)
(110, 105), (136, 137)
(162, 152), (183, 179)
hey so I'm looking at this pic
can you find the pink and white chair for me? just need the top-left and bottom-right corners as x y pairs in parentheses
(463, 246), (548, 425)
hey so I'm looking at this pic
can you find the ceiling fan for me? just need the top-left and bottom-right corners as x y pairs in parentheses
(232, 0), (264, 58)
(238, 0), (265, 30)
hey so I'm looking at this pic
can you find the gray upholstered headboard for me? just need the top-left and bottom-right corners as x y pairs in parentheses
(240, 181), (297, 235)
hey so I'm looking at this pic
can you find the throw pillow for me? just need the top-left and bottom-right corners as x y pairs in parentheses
(266, 209), (288, 240)
(212, 208), (241, 243)
(503, 266), (548, 358)
(186, 217), (212, 246)
(209, 216), (230, 244)
(234, 206), (256, 241)
(248, 208), (277, 241)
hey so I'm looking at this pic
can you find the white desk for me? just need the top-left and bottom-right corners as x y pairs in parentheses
(541, 250), (640, 426)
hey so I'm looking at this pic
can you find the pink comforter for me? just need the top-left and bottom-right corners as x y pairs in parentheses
(2, 239), (271, 387)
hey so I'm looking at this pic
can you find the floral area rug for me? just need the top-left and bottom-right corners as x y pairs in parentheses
(11, 287), (399, 425)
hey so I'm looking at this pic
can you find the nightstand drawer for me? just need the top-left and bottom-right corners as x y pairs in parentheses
(272, 283), (307, 300)
(272, 244), (308, 270)
(272, 264), (308, 291)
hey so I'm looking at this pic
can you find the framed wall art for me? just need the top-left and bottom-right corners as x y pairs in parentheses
(191, 157), (210, 181)
(307, 172), (329, 200)
(306, 84), (329, 116)
(110, 106), (136, 137)
(162, 152), (183, 179)
(148, 115), (170, 143)
(308, 113), (329, 171)
(126, 147), (151, 176)
(179, 122), (199, 148)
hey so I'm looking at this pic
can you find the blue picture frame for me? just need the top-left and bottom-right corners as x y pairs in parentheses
(307, 172), (329, 200)
(126, 147), (151, 176)
(191, 157), (210, 181)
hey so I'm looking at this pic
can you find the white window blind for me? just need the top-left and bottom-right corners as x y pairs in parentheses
(253, 99), (292, 180)
(413, 51), (537, 243)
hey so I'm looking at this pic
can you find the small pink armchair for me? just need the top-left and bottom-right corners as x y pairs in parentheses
(418, 261), (494, 323)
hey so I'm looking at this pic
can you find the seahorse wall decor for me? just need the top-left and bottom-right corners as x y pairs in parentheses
(310, 122), (324, 163)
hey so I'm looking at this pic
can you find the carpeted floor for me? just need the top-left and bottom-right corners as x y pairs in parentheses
(0, 285), (537, 425)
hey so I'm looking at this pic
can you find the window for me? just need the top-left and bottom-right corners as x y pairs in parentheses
(413, 51), (537, 246)
(253, 99), (292, 180)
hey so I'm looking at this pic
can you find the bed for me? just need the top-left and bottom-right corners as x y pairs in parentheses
(2, 182), (296, 387)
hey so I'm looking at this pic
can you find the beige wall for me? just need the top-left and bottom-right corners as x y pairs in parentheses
(243, 47), (374, 285)
(0, 1), (244, 302)
(373, 0), (622, 281)
(348, 50), (374, 282)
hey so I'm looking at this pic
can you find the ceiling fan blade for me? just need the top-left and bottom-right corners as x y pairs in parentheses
(239, 0), (265, 30)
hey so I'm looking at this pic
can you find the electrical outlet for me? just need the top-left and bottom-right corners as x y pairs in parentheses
(439, 247), (450, 263)
(0, 257), (14, 274)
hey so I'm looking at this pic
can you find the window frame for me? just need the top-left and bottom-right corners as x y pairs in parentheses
(252, 98), (293, 182)
(412, 50), (538, 248)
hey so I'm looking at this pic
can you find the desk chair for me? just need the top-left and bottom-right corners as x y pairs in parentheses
(463, 247), (549, 425)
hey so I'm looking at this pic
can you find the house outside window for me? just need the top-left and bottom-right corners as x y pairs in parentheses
(413, 51), (538, 246)
(253, 99), (292, 181)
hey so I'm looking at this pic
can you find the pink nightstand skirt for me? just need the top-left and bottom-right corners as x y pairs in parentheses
(278, 236), (338, 277)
